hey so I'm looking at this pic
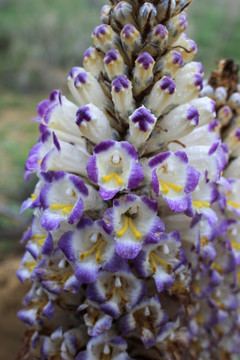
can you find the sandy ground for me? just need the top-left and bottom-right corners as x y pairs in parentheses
(0, 257), (29, 359)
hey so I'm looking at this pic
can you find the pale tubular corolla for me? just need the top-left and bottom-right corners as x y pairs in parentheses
(67, 67), (111, 111)
(127, 106), (157, 150)
(25, 130), (89, 179)
(76, 103), (116, 145)
(83, 47), (105, 79)
(145, 97), (216, 153)
(35, 90), (83, 144)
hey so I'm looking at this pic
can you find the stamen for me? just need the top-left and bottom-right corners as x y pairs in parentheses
(230, 241), (240, 251)
(196, 314), (204, 325)
(95, 240), (106, 263)
(116, 216), (129, 237)
(200, 237), (209, 247)
(115, 276), (122, 287)
(149, 252), (157, 273)
(144, 306), (150, 316)
(116, 216), (142, 240)
(193, 201), (210, 209)
(103, 344), (110, 355)
(102, 172), (124, 186)
(79, 239), (106, 263)
(158, 178), (183, 194)
(128, 218), (142, 240)
(89, 309), (99, 325)
(50, 204), (74, 215)
(213, 299), (225, 311)
(24, 261), (37, 273)
(31, 234), (47, 246)
(163, 244), (169, 254)
(171, 283), (186, 293)
(227, 200), (240, 209)
(31, 194), (38, 202)
(117, 287), (127, 301)
(192, 284), (200, 294)
(151, 251), (172, 272)
(111, 153), (121, 164)
(90, 233), (98, 243)
(212, 263), (223, 274)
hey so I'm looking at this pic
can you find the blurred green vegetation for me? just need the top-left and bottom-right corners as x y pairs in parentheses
(0, 0), (240, 255)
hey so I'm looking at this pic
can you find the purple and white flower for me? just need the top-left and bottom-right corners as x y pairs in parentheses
(76, 331), (130, 360)
(38, 171), (102, 231)
(87, 140), (144, 200)
(87, 265), (146, 319)
(103, 194), (165, 259)
(58, 217), (118, 284)
(120, 296), (167, 348)
(134, 232), (185, 292)
(148, 150), (200, 212)
(78, 299), (113, 337)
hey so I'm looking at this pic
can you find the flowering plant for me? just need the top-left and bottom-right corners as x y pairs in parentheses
(18, 1), (240, 359)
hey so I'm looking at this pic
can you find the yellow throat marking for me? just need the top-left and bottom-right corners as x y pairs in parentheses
(31, 193), (38, 202)
(201, 237), (209, 247)
(24, 261), (37, 273)
(227, 200), (240, 209)
(212, 263), (223, 274)
(193, 201), (210, 209)
(79, 238), (106, 264)
(102, 172), (124, 186)
(158, 178), (183, 195)
(116, 216), (142, 240)
(50, 204), (74, 215)
(231, 241), (240, 251)
(31, 234), (47, 246)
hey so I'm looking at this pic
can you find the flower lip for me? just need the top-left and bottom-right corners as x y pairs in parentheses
(131, 106), (156, 132)
(112, 75), (130, 92)
(194, 73), (203, 90)
(94, 140), (115, 155)
(148, 152), (171, 168)
(234, 129), (240, 140)
(173, 51), (184, 66)
(137, 52), (154, 70)
(76, 106), (92, 126)
(83, 47), (94, 60)
(122, 24), (136, 39)
(160, 77), (176, 94)
(187, 106), (199, 125)
(75, 72), (87, 85)
(153, 24), (168, 38)
(104, 49), (119, 65)
(92, 24), (108, 38)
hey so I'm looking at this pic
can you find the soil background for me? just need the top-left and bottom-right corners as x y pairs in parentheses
(0, 257), (29, 359)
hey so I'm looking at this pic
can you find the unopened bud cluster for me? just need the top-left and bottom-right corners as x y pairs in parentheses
(18, 2), (240, 360)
